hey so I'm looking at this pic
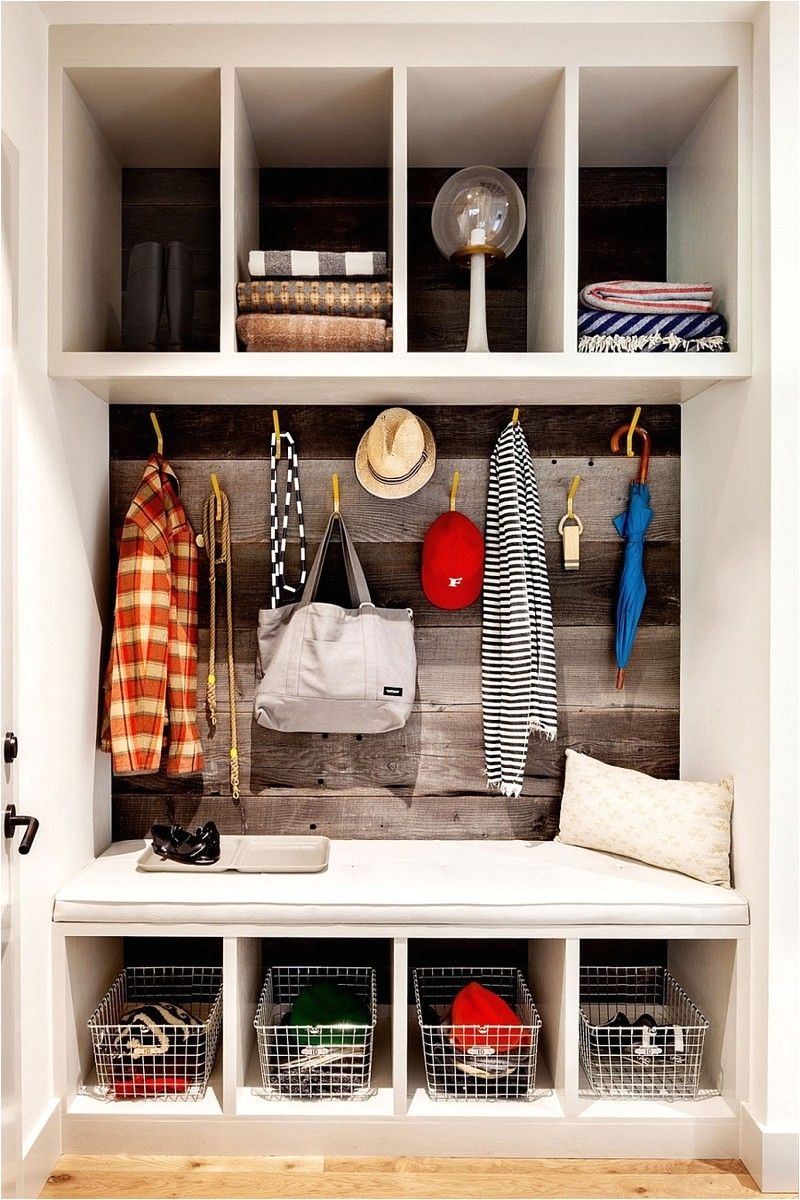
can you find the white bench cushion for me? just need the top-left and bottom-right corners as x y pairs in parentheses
(53, 839), (749, 928)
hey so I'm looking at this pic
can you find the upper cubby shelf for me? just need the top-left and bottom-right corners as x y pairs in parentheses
(406, 67), (562, 354)
(578, 66), (740, 354)
(228, 67), (393, 354)
(55, 67), (221, 354)
(47, 18), (752, 404)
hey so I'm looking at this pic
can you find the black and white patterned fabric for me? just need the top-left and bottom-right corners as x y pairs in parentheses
(113, 1002), (202, 1060)
(269, 430), (307, 609)
(249, 250), (387, 278)
(481, 421), (557, 797)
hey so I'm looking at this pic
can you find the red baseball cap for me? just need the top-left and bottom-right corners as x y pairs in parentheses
(421, 510), (484, 610)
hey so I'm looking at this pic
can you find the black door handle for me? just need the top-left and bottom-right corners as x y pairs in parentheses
(4, 805), (39, 854)
(4, 732), (18, 764)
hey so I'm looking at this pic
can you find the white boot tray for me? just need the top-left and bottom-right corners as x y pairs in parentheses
(137, 834), (330, 874)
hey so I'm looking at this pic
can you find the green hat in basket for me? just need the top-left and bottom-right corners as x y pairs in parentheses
(289, 981), (371, 1047)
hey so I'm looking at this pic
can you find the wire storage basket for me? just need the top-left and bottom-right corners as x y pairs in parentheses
(87, 965), (223, 1101)
(254, 966), (377, 1101)
(413, 967), (542, 1101)
(579, 965), (710, 1100)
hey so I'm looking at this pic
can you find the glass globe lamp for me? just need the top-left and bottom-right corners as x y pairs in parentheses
(431, 166), (526, 352)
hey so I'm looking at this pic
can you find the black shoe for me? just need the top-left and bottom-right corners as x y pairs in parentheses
(123, 242), (163, 350)
(604, 1011), (631, 1029)
(165, 241), (194, 351)
(150, 820), (220, 865)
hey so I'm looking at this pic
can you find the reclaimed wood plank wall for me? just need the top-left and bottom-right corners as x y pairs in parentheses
(109, 404), (680, 843)
(121, 168), (220, 351)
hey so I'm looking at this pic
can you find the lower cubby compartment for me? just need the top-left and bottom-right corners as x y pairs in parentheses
(60, 935), (225, 1115)
(407, 936), (551, 1104)
(232, 937), (394, 1116)
(56, 927), (744, 1157)
(576, 937), (740, 1115)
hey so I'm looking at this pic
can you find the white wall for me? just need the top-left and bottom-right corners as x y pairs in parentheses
(681, 3), (798, 1192)
(1, 3), (110, 1192)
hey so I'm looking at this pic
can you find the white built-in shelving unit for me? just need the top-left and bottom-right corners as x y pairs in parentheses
(40, 6), (798, 1186)
(47, 19), (752, 404)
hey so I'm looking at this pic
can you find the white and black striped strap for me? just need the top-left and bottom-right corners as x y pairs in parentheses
(269, 430), (307, 609)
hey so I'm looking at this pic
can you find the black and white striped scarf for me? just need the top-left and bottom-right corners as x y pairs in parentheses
(269, 430), (307, 608)
(482, 421), (557, 797)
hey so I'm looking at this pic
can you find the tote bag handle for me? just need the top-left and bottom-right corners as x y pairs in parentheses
(298, 514), (373, 609)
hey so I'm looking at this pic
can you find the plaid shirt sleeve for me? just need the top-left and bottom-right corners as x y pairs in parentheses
(163, 504), (204, 776)
(101, 460), (204, 776)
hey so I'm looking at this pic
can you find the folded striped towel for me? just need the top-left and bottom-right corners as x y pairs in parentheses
(579, 280), (714, 314)
(236, 314), (392, 352)
(248, 250), (387, 278)
(237, 280), (392, 319)
(577, 305), (728, 352)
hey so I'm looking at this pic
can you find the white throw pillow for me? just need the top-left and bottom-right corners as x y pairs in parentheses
(556, 750), (733, 887)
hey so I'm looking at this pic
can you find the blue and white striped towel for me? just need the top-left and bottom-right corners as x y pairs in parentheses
(577, 306), (729, 352)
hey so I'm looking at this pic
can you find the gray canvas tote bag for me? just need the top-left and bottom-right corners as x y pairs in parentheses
(254, 513), (416, 734)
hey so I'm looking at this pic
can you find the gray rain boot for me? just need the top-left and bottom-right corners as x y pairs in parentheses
(123, 242), (163, 351)
(165, 241), (194, 351)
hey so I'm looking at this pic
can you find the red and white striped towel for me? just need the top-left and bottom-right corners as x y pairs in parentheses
(579, 280), (714, 314)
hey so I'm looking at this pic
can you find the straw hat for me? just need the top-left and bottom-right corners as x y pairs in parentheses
(355, 408), (436, 499)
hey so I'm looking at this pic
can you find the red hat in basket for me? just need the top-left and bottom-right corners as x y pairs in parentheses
(421, 511), (484, 610)
(448, 982), (529, 1053)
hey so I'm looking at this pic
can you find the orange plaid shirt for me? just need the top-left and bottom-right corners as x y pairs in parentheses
(101, 456), (204, 775)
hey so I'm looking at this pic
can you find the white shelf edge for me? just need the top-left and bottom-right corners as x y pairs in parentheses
(50, 350), (751, 380)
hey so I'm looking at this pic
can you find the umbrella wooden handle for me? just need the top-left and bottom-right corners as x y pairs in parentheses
(611, 423), (651, 483)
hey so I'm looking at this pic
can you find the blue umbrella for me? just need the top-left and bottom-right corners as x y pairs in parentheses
(610, 421), (653, 689)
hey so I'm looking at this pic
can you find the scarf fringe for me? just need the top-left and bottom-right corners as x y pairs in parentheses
(578, 332), (728, 353)
(487, 777), (523, 799)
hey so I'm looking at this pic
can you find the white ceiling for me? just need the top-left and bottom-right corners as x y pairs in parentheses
(238, 67), (392, 167)
(580, 66), (736, 166)
(66, 67), (220, 165)
(37, 1), (762, 24)
(407, 68), (563, 168)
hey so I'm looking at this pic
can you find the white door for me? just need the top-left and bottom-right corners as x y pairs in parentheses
(1, 132), (22, 1200)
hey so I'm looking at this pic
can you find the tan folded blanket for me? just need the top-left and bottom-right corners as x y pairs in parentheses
(236, 314), (392, 353)
(237, 280), (392, 319)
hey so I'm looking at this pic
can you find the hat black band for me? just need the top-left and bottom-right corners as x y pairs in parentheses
(368, 450), (428, 486)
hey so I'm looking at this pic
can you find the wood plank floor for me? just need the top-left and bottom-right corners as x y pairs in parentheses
(40, 1155), (793, 1199)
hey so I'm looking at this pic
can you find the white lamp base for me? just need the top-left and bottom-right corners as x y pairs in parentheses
(465, 252), (490, 353)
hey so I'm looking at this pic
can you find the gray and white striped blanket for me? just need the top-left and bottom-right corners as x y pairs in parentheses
(249, 250), (387, 278)
(481, 421), (557, 798)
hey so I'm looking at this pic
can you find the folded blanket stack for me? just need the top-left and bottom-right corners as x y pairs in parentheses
(236, 314), (392, 353)
(237, 280), (393, 319)
(237, 249), (391, 352)
(577, 280), (729, 353)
